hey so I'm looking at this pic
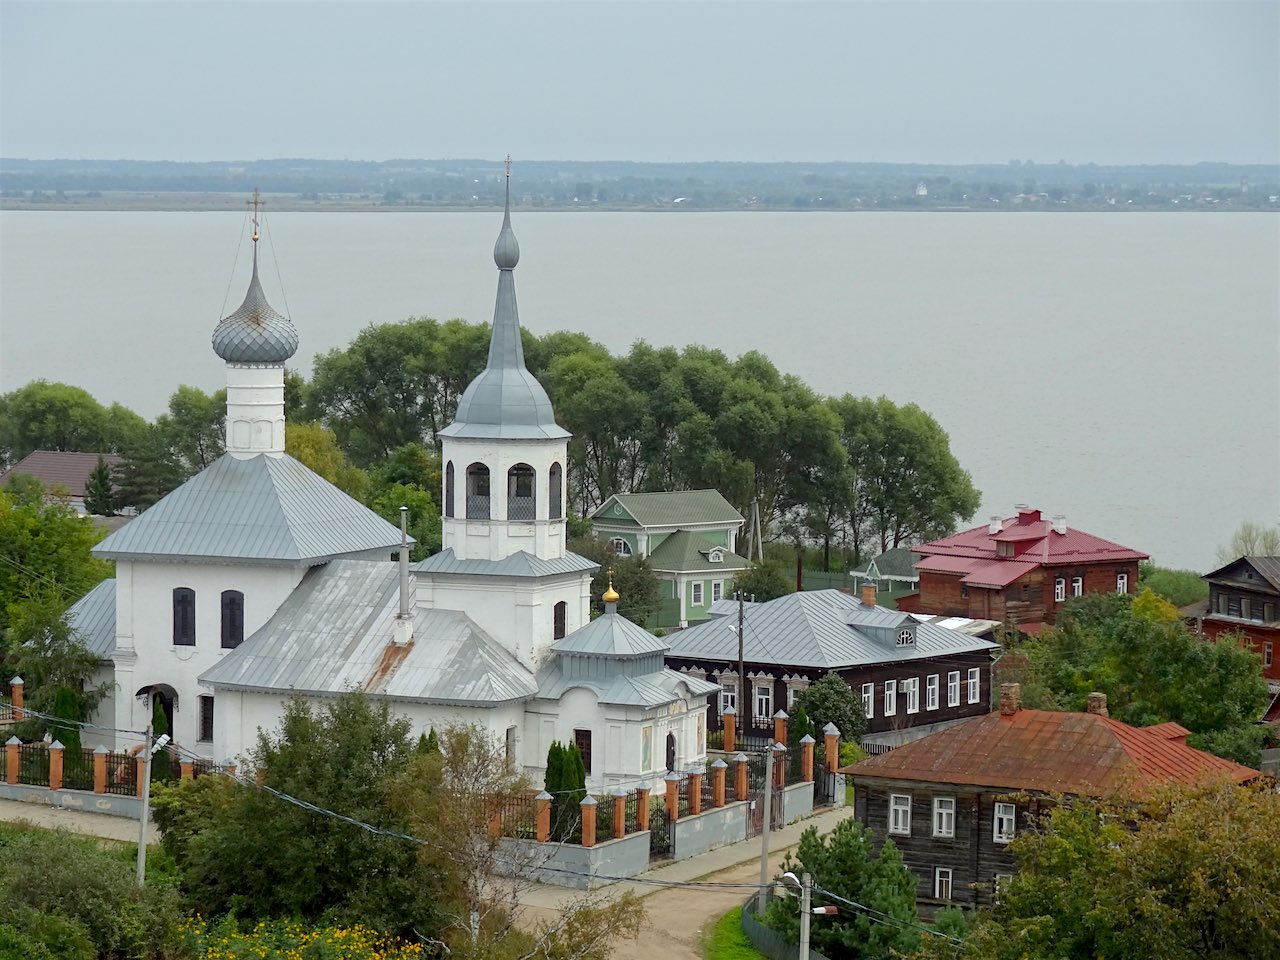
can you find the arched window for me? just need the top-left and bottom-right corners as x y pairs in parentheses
(549, 462), (563, 520)
(553, 600), (567, 640)
(610, 537), (633, 557)
(508, 463), (536, 520)
(444, 461), (455, 518)
(173, 587), (196, 646)
(221, 590), (244, 649)
(466, 463), (490, 519)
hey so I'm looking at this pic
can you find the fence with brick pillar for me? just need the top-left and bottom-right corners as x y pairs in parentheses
(735, 752), (749, 801)
(48, 741), (64, 791)
(612, 787), (627, 840)
(689, 771), (703, 815)
(580, 795), (597, 848)
(773, 710), (788, 747)
(9, 678), (22, 721)
(712, 758), (727, 807)
(665, 772), (681, 821)
(801, 734), (815, 782)
(535, 791), (552, 843)
(637, 785), (650, 832)
(823, 722), (840, 770)
(723, 706), (737, 753)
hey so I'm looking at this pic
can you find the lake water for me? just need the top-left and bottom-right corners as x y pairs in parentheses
(1, 210), (1276, 571)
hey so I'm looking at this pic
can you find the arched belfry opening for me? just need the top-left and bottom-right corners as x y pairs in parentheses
(444, 461), (455, 518)
(508, 463), (536, 520)
(466, 463), (490, 519)
(549, 462), (563, 520)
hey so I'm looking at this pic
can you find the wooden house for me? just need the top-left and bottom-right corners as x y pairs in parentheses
(844, 684), (1256, 910)
(899, 505), (1148, 630)
(1188, 556), (1280, 685)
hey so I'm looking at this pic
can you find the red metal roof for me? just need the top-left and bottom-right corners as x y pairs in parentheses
(0, 450), (122, 499)
(961, 558), (1040, 588)
(911, 510), (1148, 580)
(844, 707), (1255, 796)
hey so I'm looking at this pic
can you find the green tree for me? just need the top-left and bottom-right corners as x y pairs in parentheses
(370, 482), (442, 560)
(792, 672), (867, 745)
(0, 381), (143, 467)
(370, 442), (441, 496)
(1215, 519), (1280, 565)
(151, 692), (443, 936)
(82, 456), (115, 517)
(9, 596), (110, 741)
(150, 696), (173, 781)
(2, 472), (45, 507)
(112, 424), (186, 512)
(156, 384), (225, 474)
(765, 818), (919, 959)
(734, 560), (793, 602)
(1138, 561), (1208, 607)
(0, 491), (110, 637)
(568, 535), (661, 625)
(285, 421), (371, 502)
(950, 782), (1280, 960)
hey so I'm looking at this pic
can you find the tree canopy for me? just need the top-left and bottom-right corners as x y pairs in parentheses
(1215, 519), (1280, 566)
(0, 380), (146, 468)
(792, 672), (867, 745)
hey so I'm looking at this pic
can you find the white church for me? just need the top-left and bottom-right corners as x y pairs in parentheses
(70, 174), (717, 791)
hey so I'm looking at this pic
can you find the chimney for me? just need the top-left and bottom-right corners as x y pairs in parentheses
(394, 506), (413, 646)
(999, 682), (1021, 716)
(1086, 692), (1109, 717)
(1052, 514), (1067, 535)
(860, 582), (877, 607)
(988, 516), (1002, 535)
(1016, 504), (1040, 524)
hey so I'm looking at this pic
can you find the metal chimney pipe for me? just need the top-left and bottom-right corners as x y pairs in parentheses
(399, 506), (410, 620)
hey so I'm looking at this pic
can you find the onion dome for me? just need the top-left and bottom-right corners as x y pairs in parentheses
(440, 160), (569, 440)
(603, 571), (620, 604)
(212, 258), (299, 364)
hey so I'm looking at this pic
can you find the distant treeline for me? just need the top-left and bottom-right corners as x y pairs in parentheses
(2, 157), (1277, 210)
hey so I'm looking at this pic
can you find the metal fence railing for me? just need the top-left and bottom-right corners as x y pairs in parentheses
(62, 746), (96, 791)
(18, 743), (48, 786)
(102, 751), (136, 796)
(740, 891), (834, 960)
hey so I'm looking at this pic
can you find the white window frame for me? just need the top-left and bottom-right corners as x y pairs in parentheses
(947, 671), (960, 707)
(932, 796), (955, 837)
(994, 802), (1016, 843)
(609, 537), (632, 557)
(926, 675), (939, 711)
(720, 682), (737, 714)
(754, 682), (772, 720)
(712, 580), (724, 602)
(692, 581), (704, 606)
(904, 677), (920, 714)
(967, 667), (981, 704)
(1116, 572), (1129, 594)
(861, 682), (875, 719)
(889, 793), (911, 835)
(884, 679), (897, 716)
(934, 867), (953, 901)
(1072, 576), (1083, 597)
(994, 873), (1013, 903)
(1265, 642), (1274, 668)
(1054, 577), (1066, 602)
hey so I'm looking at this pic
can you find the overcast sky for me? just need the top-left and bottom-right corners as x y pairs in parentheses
(2, 1), (1276, 165)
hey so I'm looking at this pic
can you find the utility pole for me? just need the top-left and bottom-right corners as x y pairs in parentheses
(737, 590), (746, 725)
(799, 872), (813, 960)
(758, 742), (784, 896)
(135, 705), (154, 888)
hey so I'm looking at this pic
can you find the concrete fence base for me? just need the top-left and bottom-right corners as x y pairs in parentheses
(0, 782), (144, 819)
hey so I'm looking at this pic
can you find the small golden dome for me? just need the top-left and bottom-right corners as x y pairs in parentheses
(603, 570), (619, 604)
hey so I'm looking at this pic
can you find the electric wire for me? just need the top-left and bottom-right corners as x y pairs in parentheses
(261, 212), (293, 321)
(218, 209), (251, 322)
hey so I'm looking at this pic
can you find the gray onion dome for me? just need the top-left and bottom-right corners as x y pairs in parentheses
(211, 261), (299, 364)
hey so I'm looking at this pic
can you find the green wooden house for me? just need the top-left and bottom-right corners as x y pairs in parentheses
(590, 490), (749, 627)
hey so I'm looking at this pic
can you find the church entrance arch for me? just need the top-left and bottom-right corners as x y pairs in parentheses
(134, 683), (178, 736)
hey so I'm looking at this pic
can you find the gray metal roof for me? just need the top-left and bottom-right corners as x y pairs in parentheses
(200, 560), (537, 705)
(211, 258), (299, 364)
(412, 548), (597, 579)
(665, 589), (999, 670)
(93, 453), (405, 565)
(551, 606), (669, 656)
(707, 597), (756, 618)
(438, 175), (569, 442)
(67, 579), (116, 660)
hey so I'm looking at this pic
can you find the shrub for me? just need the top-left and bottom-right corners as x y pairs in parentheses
(180, 915), (426, 959)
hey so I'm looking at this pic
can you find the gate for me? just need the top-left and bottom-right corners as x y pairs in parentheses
(813, 757), (838, 808)
(648, 803), (672, 861)
(744, 751), (784, 841)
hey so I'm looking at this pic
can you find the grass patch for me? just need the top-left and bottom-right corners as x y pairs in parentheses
(704, 906), (764, 960)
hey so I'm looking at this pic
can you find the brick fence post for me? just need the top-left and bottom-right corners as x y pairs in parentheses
(93, 745), (108, 794)
(773, 710), (789, 747)
(722, 706), (737, 753)
(773, 743), (786, 789)
(5, 737), (19, 785)
(9, 677), (23, 721)
(664, 771), (681, 822)
(801, 734), (815, 783)
(612, 786), (627, 840)
(534, 790), (552, 843)
(135, 755), (146, 798)
(580, 795), (597, 848)
(48, 740), (64, 791)
(823, 722), (840, 772)
(735, 752), (749, 801)
(180, 761), (194, 781)
(636, 786), (650, 833)
(689, 771), (704, 815)
(712, 758), (727, 807)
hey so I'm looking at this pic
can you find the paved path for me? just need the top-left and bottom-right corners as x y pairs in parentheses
(0, 797), (155, 844)
(517, 806), (854, 960)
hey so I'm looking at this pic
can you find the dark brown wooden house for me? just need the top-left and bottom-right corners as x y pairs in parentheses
(663, 584), (1000, 751)
(1187, 556), (1280, 685)
(844, 684), (1257, 911)
(898, 506), (1148, 631)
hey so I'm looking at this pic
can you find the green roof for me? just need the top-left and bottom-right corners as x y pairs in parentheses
(647, 529), (749, 574)
(591, 490), (744, 529)
(856, 547), (920, 581)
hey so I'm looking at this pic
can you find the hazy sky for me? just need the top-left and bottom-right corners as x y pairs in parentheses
(2, 1), (1276, 165)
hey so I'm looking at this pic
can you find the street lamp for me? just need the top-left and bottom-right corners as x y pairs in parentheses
(781, 872), (838, 960)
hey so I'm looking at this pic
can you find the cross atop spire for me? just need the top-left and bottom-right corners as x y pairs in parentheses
(505, 153), (512, 179)
(247, 188), (263, 246)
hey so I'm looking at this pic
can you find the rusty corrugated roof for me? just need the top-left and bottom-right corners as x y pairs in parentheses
(844, 707), (1255, 796)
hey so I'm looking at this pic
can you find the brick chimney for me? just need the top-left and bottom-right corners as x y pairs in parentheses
(999, 682), (1021, 716)
(1087, 692), (1109, 717)
(1016, 505), (1041, 524)
(860, 582), (877, 607)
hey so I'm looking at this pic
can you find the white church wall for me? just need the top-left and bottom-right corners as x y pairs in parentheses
(116, 560), (305, 756)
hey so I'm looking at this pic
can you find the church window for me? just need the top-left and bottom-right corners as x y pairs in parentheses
(574, 728), (593, 776)
(553, 601), (567, 640)
(220, 590), (244, 649)
(173, 588), (196, 646)
(610, 537), (632, 557)
(508, 464), (536, 520)
(466, 463), (490, 519)
(549, 463), (563, 520)
(198, 695), (215, 743)
(505, 726), (518, 769)
(444, 462), (455, 518)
